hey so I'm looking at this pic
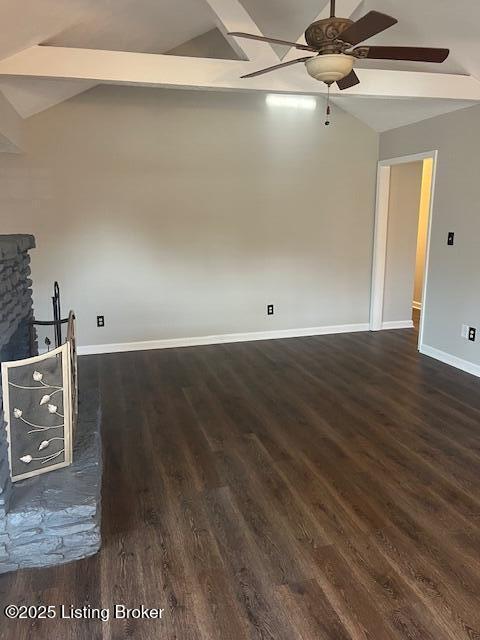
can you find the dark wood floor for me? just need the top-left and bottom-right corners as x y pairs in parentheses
(2, 326), (480, 639)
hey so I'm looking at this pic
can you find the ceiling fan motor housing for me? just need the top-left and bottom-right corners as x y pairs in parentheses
(305, 17), (354, 54)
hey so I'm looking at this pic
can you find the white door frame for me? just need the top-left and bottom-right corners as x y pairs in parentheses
(369, 150), (439, 350)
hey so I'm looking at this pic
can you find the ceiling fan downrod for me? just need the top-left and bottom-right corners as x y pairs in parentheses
(330, 0), (336, 18)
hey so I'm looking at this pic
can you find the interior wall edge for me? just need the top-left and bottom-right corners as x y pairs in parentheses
(379, 104), (480, 369)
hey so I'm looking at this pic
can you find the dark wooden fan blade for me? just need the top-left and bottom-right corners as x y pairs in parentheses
(336, 69), (360, 90)
(241, 56), (315, 79)
(354, 45), (449, 63)
(340, 11), (398, 46)
(228, 32), (316, 52)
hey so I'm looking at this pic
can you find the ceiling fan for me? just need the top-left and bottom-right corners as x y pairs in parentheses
(228, 0), (449, 91)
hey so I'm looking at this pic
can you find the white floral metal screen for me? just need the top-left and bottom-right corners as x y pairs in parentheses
(1, 313), (77, 482)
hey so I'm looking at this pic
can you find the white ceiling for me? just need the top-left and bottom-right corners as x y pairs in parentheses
(0, 77), (96, 119)
(239, 0), (329, 58)
(330, 96), (476, 132)
(352, 0), (480, 77)
(0, 0), (218, 119)
(0, 0), (215, 60)
(0, 0), (479, 133)
(44, 0), (216, 54)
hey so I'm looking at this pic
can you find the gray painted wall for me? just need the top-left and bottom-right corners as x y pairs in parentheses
(381, 105), (480, 365)
(0, 85), (378, 349)
(0, 91), (23, 153)
(383, 161), (422, 323)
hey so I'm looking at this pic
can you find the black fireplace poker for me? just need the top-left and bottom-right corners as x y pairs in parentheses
(29, 281), (69, 355)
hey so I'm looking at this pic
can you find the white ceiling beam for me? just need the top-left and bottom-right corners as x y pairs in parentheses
(1, 46), (480, 102)
(338, 69), (480, 101)
(0, 46), (249, 88)
(204, 0), (279, 63)
(283, 0), (364, 62)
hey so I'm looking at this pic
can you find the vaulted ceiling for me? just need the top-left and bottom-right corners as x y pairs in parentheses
(1, 0), (480, 150)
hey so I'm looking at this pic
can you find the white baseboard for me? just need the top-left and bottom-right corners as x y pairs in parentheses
(420, 344), (480, 378)
(381, 320), (414, 330)
(77, 322), (370, 356)
(412, 300), (422, 310)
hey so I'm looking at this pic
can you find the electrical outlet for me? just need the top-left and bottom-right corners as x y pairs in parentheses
(97, 315), (105, 328)
(447, 232), (455, 246)
(468, 327), (476, 342)
(267, 304), (274, 316)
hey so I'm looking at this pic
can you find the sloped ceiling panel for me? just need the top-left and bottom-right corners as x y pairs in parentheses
(0, 0), (97, 60)
(166, 28), (242, 61)
(238, 0), (330, 58)
(0, 0), (222, 119)
(0, 0), (479, 134)
(331, 96), (477, 132)
(43, 0), (217, 54)
(350, 0), (474, 76)
(0, 77), (97, 119)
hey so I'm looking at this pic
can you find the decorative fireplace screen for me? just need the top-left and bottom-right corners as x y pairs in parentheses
(1, 312), (78, 482)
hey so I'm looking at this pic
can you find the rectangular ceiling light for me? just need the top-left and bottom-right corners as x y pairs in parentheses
(266, 94), (317, 110)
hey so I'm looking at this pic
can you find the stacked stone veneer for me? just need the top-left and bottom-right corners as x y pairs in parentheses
(0, 235), (36, 526)
(0, 235), (102, 574)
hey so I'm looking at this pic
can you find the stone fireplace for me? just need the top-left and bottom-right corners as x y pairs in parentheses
(0, 235), (102, 574)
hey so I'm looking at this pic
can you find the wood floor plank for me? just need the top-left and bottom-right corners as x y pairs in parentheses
(372, 526), (480, 639)
(1, 326), (480, 639)
(204, 486), (298, 640)
(275, 579), (353, 640)
(313, 544), (400, 640)
(213, 439), (327, 585)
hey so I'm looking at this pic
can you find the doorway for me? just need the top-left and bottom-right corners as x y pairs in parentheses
(412, 158), (434, 330)
(369, 151), (438, 351)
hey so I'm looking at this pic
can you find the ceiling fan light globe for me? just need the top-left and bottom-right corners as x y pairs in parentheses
(305, 54), (354, 83)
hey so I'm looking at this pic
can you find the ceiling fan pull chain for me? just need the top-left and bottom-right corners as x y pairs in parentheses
(325, 85), (331, 126)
